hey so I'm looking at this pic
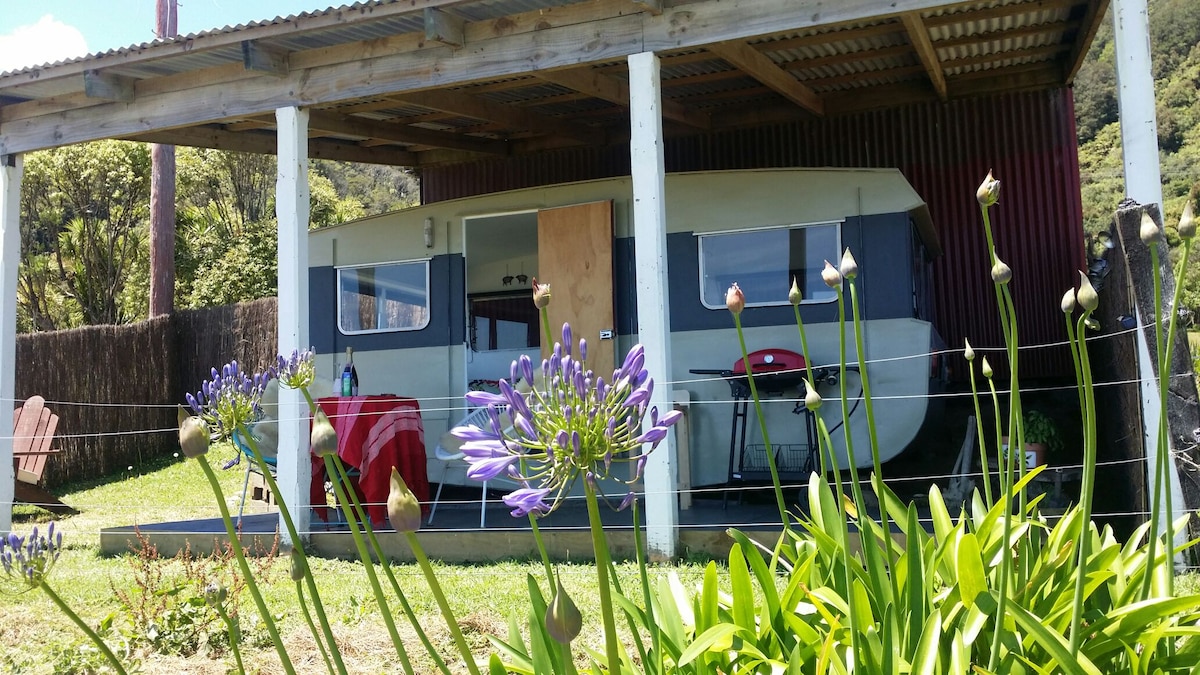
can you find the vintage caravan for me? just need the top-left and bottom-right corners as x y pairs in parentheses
(308, 168), (942, 494)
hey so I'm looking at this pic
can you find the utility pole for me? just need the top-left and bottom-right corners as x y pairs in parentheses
(148, 0), (177, 317)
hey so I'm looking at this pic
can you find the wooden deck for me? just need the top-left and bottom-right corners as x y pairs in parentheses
(99, 490), (796, 562)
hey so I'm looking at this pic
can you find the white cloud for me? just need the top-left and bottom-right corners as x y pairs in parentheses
(0, 15), (89, 74)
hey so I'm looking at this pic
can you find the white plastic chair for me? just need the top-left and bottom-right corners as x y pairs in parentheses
(428, 406), (496, 528)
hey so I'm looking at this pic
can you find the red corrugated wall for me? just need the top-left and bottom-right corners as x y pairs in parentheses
(422, 88), (1086, 380)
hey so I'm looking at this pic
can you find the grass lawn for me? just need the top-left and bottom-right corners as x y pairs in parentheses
(1, 444), (709, 674)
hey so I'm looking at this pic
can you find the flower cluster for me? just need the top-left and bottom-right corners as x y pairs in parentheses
(0, 523), (63, 592)
(276, 348), (316, 390)
(185, 360), (274, 437)
(451, 323), (682, 517)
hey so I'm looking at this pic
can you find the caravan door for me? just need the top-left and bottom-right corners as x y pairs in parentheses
(537, 201), (616, 372)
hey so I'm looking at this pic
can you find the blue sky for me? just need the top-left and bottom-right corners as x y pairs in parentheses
(0, 0), (332, 72)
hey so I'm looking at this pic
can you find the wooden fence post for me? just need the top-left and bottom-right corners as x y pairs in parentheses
(1114, 201), (1200, 558)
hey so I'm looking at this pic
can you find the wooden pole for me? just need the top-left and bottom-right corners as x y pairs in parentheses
(0, 154), (22, 534)
(148, 0), (178, 317)
(628, 51), (678, 560)
(1113, 202), (1200, 557)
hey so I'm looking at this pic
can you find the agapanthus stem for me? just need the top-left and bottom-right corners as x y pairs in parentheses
(529, 515), (556, 589)
(236, 419), (347, 675)
(323, 455), (415, 675)
(732, 312), (790, 526)
(197, 457), (296, 675)
(328, 458), (454, 675)
(966, 365), (993, 506)
(40, 582), (129, 675)
(632, 499), (664, 674)
(403, 531), (481, 675)
(985, 371), (1014, 674)
(584, 481), (623, 674)
(215, 603), (247, 674)
(1070, 309), (1099, 651)
(792, 305), (814, 372)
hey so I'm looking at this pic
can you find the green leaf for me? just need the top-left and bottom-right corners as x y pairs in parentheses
(911, 612), (942, 674)
(488, 653), (508, 675)
(677, 624), (746, 667)
(729, 544), (756, 630)
(1005, 602), (1103, 675)
(957, 532), (988, 610)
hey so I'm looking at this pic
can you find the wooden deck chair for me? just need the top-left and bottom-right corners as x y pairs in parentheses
(12, 396), (76, 515)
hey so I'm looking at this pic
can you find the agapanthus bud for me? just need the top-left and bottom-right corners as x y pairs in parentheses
(289, 547), (307, 582)
(725, 283), (745, 315)
(1077, 271), (1099, 311)
(1061, 288), (1076, 314)
(311, 409), (339, 457)
(532, 277), (551, 309)
(839, 248), (858, 280)
(387, 467), (422, 533)
(788, 277), (802, 305)
(1084, 317), (1101, 331)
(1179, 200), (1195, 240)
(981, 357), (993, 379)
(178, 415), (210, 458)
(976, 171), (1000, 207)
(991, 258), (1012, 285)
(964, 339), (975, 362)
(1140, 211), (1163, 244)
(821, 260), (842, 289)
(545, 574), (583, 644)
(804, 380), (822, 411)
(203, 583), (228, 607)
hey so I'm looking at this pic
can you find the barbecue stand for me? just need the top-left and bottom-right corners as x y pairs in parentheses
(691, 349), (842, 508)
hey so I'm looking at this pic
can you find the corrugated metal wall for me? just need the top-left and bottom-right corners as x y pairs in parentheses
(422, 89), (1086, 380)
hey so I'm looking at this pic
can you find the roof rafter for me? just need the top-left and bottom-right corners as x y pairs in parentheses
(392, 89), (605, 145)
(901, 11), (947, 100)
(706, 41), (824, 115)
(127, 125), (419, 166)
(308, 111), (510, 155)
(535, 68), (712, 130)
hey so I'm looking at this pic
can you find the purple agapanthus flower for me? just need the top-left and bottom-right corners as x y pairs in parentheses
(277, 347), (317, 390)
(450, 323), (683, 517)
(186, 360), (275, 439)
(0, 523), (63, 592)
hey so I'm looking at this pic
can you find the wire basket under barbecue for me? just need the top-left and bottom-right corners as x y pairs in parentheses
(734, 443), (817, 481)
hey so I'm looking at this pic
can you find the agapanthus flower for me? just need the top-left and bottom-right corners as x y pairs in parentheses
(450, 323), (683, 517)
(185, 360), (274, 438)
(277, 348), (317, 390)
(0, 523), (63, 592)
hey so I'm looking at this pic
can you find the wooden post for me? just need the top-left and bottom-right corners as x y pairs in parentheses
(1113, 202), (1200, 555)
(0, 154), (22, 534)
(628, 51), (678, 560)
(276, 106), (311, 545)
(148, 0), (178, 317)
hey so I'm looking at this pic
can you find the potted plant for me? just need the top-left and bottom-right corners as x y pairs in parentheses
(1005, 409), (1063, 468)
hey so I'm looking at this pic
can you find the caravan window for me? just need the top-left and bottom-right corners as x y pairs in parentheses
(697, 222), (841, 308)
(337, 260), (430, 334)
(469, 293), (539, 351)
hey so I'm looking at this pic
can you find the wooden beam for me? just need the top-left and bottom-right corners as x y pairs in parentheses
(242, 41), (290, 77)
(83, 70), (136, 102)
(901, 12), (947, 100)
(706, 41), (824, 115)
(933, 19), (1079, 50)
(307, 110), (509, 155)
(631, 0), (663, 15)
(781, 44), (914, 73)
(424, 8), (465, 48)
(1064, 0), (1109, 83)
(536, 68), (711, 130)
(944, 44), (1067, 72)
(1, 0), (977, 153)
(128, 126), (419, 166)
(754, 22), (904, 54)
(393, 89), (604, 144)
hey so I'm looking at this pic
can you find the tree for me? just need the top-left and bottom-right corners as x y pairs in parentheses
(19, 141), (151, 328)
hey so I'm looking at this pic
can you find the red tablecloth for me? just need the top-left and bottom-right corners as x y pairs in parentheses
(313, 396), (430, 526)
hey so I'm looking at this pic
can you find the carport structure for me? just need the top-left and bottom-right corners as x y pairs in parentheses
(0, 0), (1123, 556)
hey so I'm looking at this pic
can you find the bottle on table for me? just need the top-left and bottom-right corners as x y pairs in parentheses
(341, 346), (359, 397)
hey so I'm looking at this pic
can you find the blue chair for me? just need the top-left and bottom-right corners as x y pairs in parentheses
(232, 427), (278, 527)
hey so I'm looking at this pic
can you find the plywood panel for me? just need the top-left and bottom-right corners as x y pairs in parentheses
(537, 201), (615, 372)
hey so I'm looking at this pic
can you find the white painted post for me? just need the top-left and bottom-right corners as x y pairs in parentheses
(1111, 0), (1185, 544)
(276, 107), (311, 545)
(0, 155), (21, 535)
(628, 51), (678, 559)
